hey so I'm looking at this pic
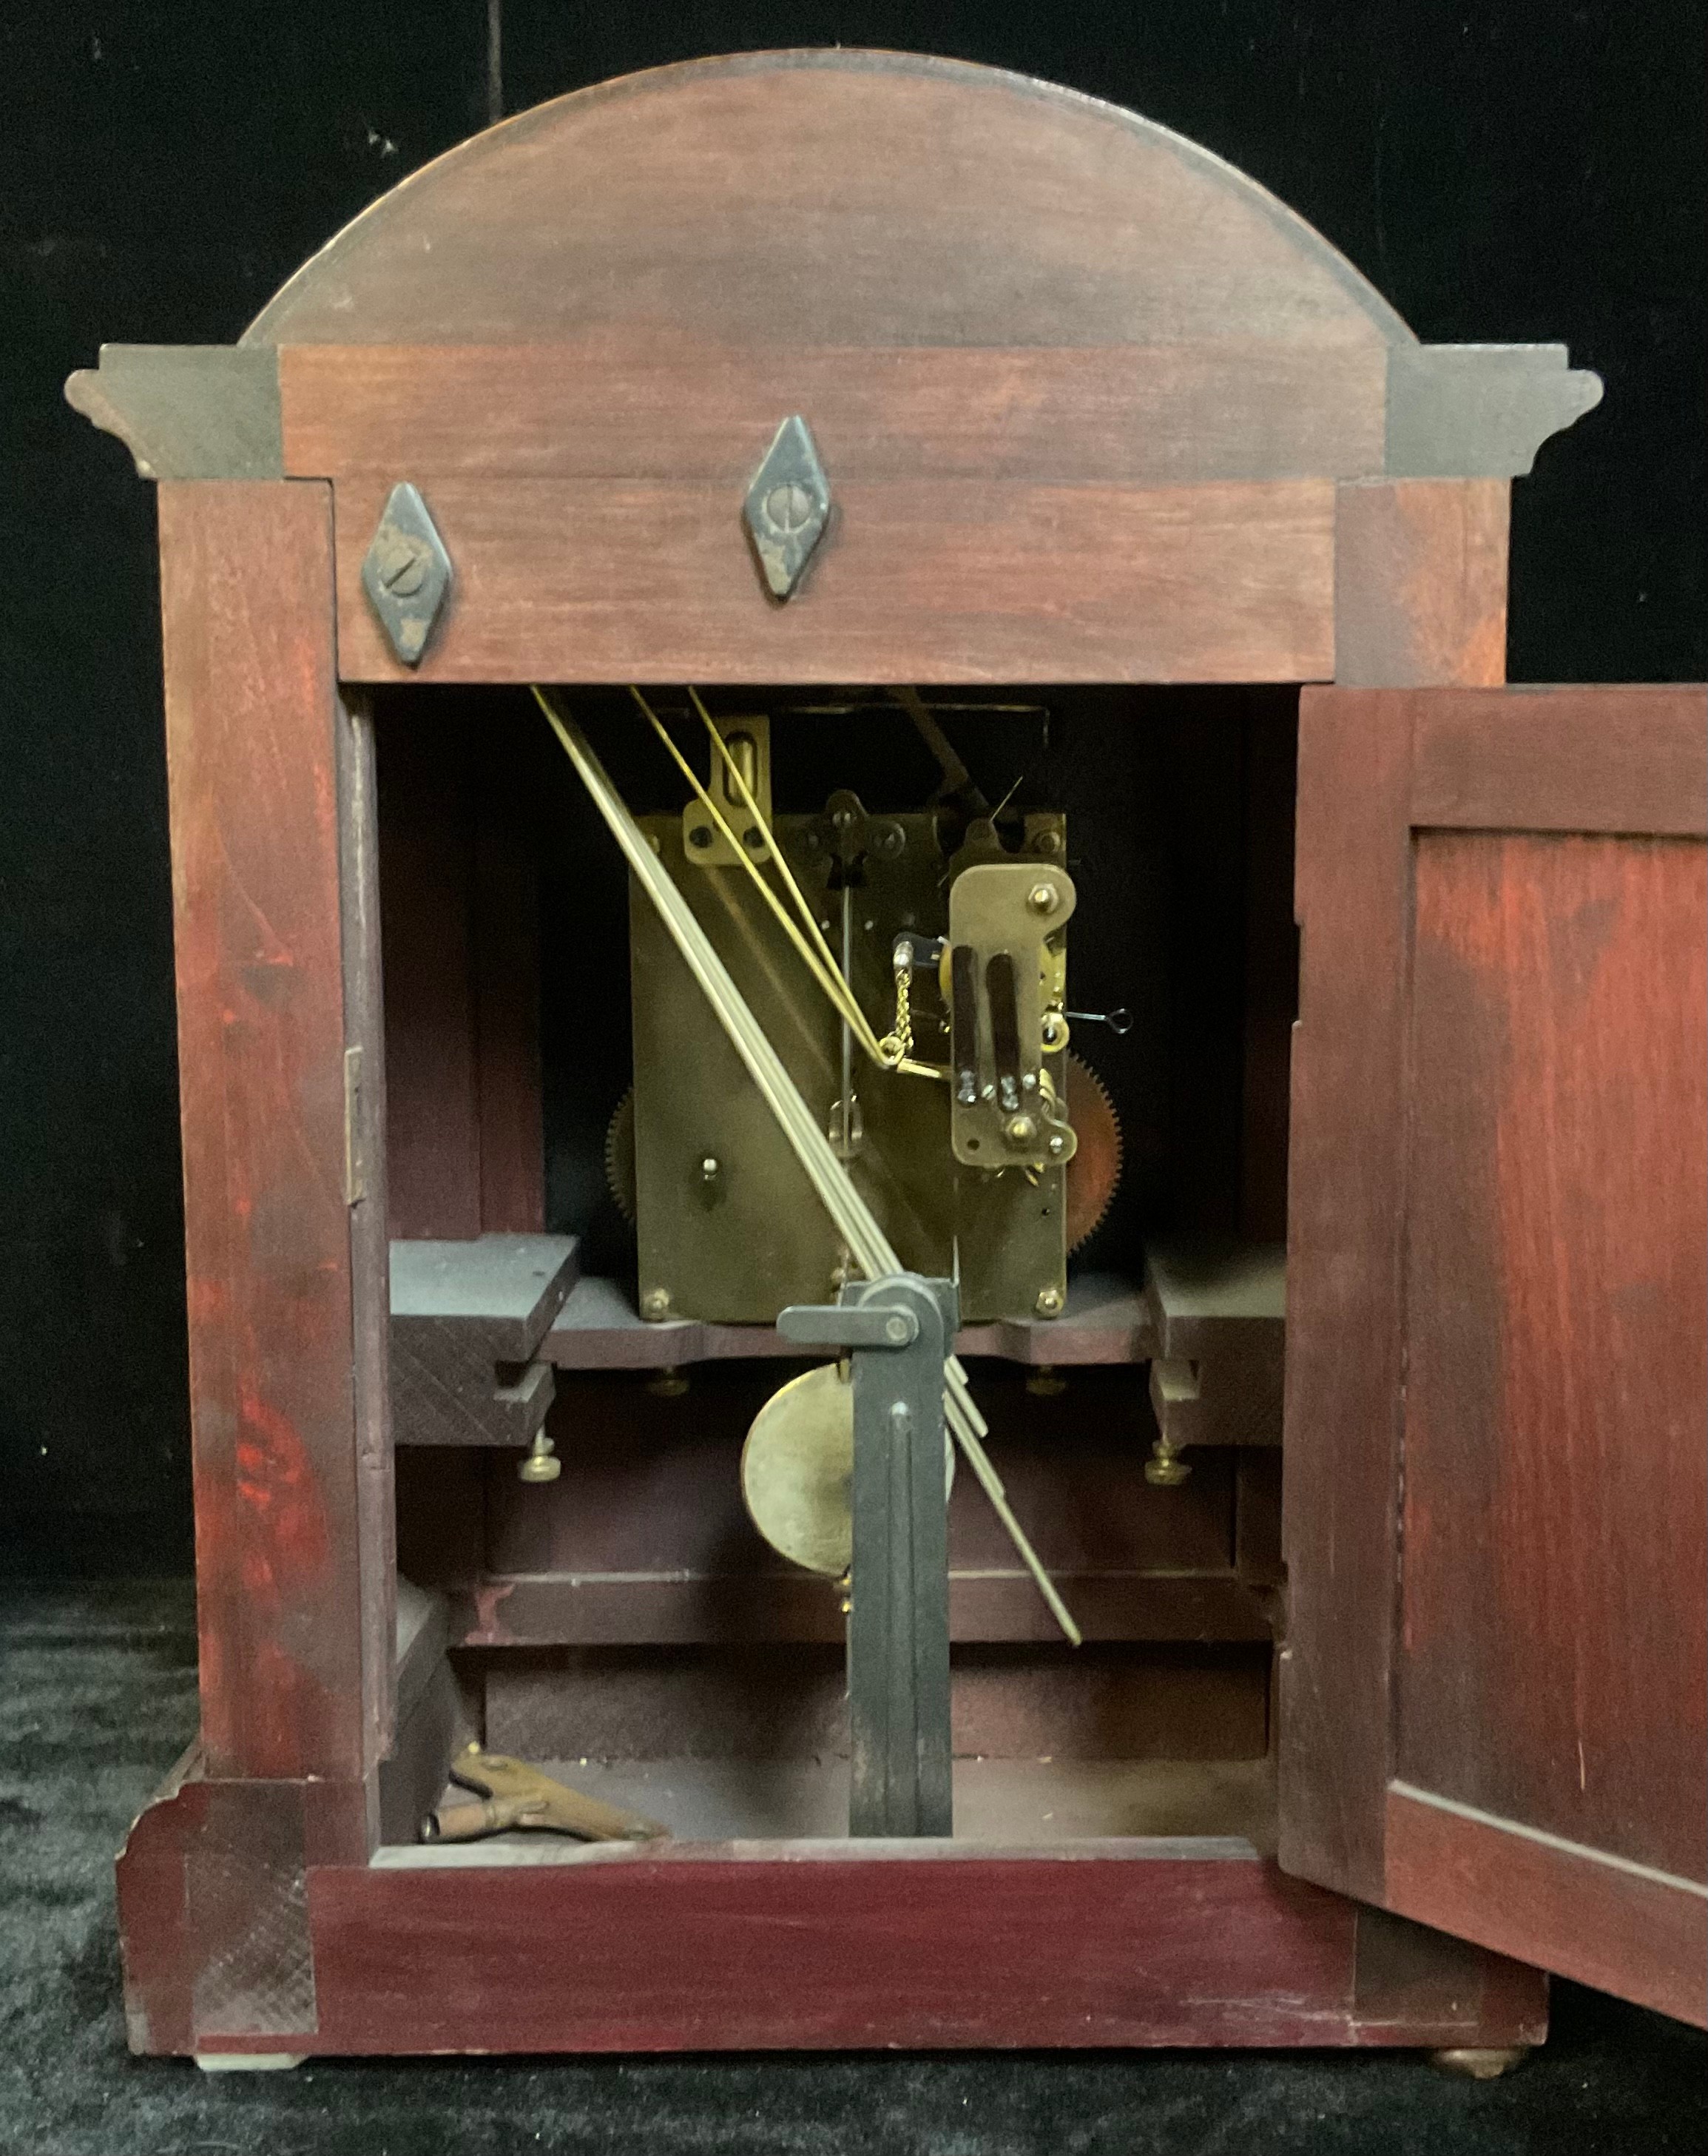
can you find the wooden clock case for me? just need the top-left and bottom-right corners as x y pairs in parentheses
(66, 51), (1706, 2060)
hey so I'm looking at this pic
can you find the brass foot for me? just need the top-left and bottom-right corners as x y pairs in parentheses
(516, 1430), (561, 1483)
(1430, 2046), (1530, 2080)
(1144, 1441), (1192, 1486)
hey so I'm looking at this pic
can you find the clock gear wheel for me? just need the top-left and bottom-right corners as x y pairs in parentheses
(1061, 1052), (1123, 1254)
(605, 1085), (638, 1224)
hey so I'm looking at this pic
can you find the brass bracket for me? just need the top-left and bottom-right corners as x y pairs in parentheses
(945, 862), (1078, 1170)
(683, 715), (774, 866)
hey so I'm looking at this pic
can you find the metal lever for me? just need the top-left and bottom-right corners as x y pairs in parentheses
(777, 1273), (955, 1839)
(1065, 1005), (1133, 1034)
(777, 1302), (919, 1350)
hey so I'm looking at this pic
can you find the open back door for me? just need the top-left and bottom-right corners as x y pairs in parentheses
(1282, 686), (1707, 2027)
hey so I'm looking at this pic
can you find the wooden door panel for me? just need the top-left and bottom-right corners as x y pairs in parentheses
(1403, 831), (1706, 1871)
(1282, 686), (1708, 2027)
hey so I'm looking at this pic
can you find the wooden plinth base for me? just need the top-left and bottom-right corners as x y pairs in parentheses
(118, 1754), (1547, 2058)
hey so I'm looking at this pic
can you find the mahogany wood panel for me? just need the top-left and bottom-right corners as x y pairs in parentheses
(246, 55), (1405, 352)
(1411, 686), (1708, 835)
(158, 482), (375, 1784)
(1402, 832), (1707, 1876)
(1334, 480), (1509, 687)
(1278, 688), (1413, 1901)
(1282, 684), (1708, 2024)
(279, 340), (1387, 487)
(1385, 1788), (1707, 2029)
(331, 476), (1337, 687)
(295, 1847), (1543, 2056)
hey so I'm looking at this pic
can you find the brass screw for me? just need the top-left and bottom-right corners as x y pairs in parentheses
(517, 1430), (561, 1484)
(1032, 829), (1064, 856)
(1035, 1285), (1064, 1318)
(1027, 883), (1057, 914)
(641, 1287), (672, 1321)
(763, 480), (814, 533)
(1005, 1114), (1038, 1146)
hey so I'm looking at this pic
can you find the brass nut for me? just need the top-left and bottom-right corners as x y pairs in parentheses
(641, 1287), (672, 1321)
(1025, 1366), (1067, 1398)
(1004, 1114), (1038, 1146)
(1027, 883), (1057, 914)
(1034, 1285), (1064, 1318)
(1144, 1447), (1192, 1488)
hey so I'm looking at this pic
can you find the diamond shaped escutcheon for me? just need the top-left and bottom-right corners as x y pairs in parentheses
(743, 416), (831, 600)
(361, 482), (451, 664)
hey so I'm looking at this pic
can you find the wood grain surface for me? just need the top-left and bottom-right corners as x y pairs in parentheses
(1334, 480), (1509, 686)
(1283, 683), (1708, 2023)
(1402, 830), (1707, 1875)
(245, 55), (1407, 352)
(279, 339), (1388, 486)
(1386, 1787), (1706, 2029)
(295, 1845), (1542, 2055)
(158, 482), (376, 1785)
(1411, 685), (1708, 833)
(332, 476), (1337, 685)
(1278, 687), (1414, 1901)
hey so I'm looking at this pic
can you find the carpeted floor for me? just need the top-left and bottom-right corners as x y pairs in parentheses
(2, 1583), (1703, 2156)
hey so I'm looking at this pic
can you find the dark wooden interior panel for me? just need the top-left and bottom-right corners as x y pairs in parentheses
(377, 702), (544, 1238)
(480, 1642), (1269, 1763)
(377, 713), (480, 1238)
(490, 1367), (1234, 1577)
(1401, 830), (1707, 1879)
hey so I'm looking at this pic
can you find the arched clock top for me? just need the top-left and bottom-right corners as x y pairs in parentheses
(67, 50), (1598, 491)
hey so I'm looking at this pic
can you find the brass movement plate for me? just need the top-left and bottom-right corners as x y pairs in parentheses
(629, 809), (1069, 1322)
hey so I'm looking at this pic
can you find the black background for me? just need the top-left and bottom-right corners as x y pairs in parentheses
(1, 3), (1703, 1577)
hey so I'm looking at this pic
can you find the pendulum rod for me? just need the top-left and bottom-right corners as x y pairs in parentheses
(534, 686), (1080, 1646)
